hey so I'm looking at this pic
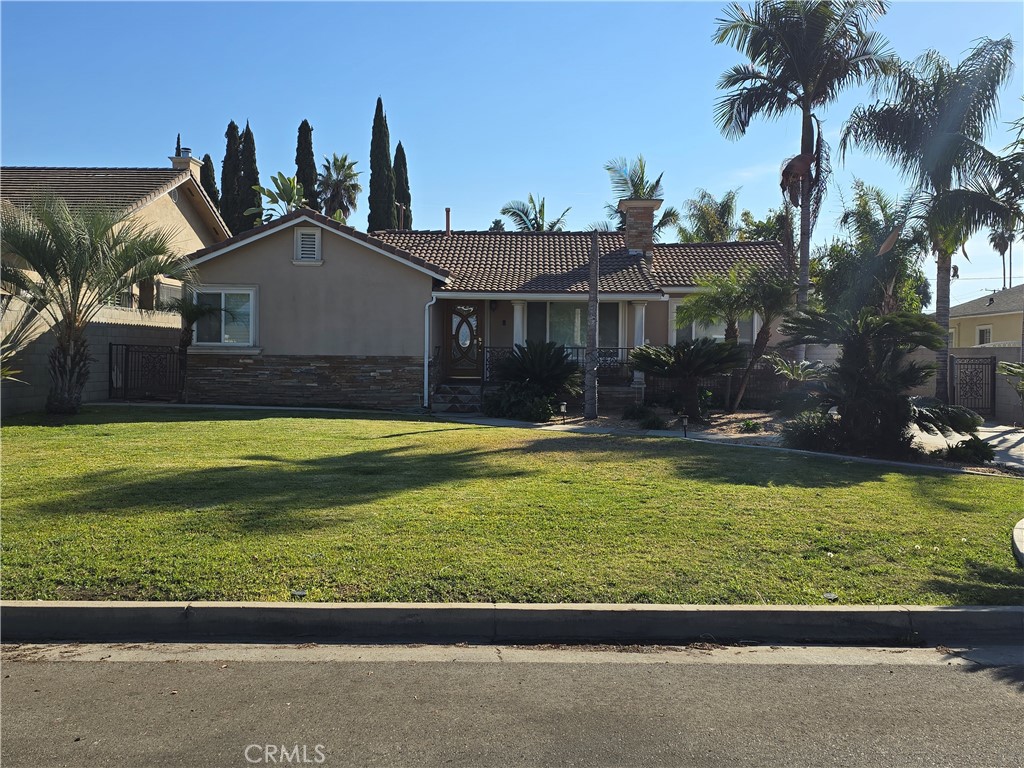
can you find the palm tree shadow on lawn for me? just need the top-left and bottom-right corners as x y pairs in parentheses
(27, 444), (528, 535)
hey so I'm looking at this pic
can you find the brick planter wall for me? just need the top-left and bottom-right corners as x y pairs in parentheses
(186, 353), (425, 409)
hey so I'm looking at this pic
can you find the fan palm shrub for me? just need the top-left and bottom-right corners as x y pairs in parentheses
(1, 196), (189, 413)
(630, 338), (747, 422)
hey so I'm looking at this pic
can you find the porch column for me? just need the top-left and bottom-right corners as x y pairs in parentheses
(512, 301), (526, 346)
(632, 301), (647, 386)
(632, 301), (647, 347)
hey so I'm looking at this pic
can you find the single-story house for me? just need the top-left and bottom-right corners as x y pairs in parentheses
(948, 284), (1023, 348)
(184, 199), (787, 411)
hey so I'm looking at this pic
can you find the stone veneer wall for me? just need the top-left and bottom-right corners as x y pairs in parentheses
(186, 354), (425, 409)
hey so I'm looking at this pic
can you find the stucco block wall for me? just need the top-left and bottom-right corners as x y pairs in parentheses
(1, 307), (180, 416)
(194, 227), (435, 357)
(186, 354), (423, 409)
(906, 346), (1023, 424)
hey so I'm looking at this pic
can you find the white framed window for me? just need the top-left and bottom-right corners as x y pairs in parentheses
(976, 325), (992, 345)
(525, 301), (622, 347)
(194, 288), (256, 346)
(293, 227), (322, 264)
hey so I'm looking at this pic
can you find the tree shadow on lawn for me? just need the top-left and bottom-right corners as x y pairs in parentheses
(514, 432), (900, 489)
(22, 443), (528, 534)
(1, 405), (444, 431)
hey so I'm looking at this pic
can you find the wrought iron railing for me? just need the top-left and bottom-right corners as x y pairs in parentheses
(483, 346), (634, 383)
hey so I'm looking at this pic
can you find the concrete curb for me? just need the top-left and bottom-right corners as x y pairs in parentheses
(1013, 519), (1024, 569)
(3, 602), (1021, 646)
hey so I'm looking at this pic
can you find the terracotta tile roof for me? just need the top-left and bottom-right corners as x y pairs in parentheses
(373, 231), (658, 293)
(1, 167), (189, 213)
(950, 283), (1023, 318)
(652, 240), (790, 287)
(185, 209), (451, 280)
(373, 231), (787, 293)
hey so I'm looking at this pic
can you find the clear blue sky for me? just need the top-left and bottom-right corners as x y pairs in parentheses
(2, 1), (1021, 306)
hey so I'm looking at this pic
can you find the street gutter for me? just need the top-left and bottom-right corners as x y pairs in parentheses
(2, 602), (1021, 647)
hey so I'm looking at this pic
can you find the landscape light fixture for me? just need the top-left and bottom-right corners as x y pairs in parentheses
(559, 402), (567, 424)
(680, 414), (688, 437)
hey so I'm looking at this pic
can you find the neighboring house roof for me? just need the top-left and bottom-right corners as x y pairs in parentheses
(373, 231), (787, 294)
(0, 166), (231, 241)
(186, 209), (451, 281)
(950, 284), (1024, 318)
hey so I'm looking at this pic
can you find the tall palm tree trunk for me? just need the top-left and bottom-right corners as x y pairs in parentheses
(934, 250), (952, 403)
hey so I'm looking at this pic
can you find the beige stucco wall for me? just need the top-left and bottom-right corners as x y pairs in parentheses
(139, 188), (222, 257)
(193, 224), (436, 357)
(950, 312), (1022, 347)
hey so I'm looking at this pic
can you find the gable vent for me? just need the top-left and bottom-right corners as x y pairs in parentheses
(294, 227), (321, 263)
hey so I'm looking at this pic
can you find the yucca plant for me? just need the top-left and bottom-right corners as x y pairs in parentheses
(631, 338), (746, 422)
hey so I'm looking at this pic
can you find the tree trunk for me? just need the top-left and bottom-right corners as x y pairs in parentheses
(45, 332), (90, 414)
(730, 325), (771, 413)
(794, 109), (815, 363)
(584, 232), (599, 419)
(934, 249), (952, 403)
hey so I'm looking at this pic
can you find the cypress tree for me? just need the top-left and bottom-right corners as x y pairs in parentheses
(295, 119), (319, 212)
(393, 141), (412, 229)
(220, 121), (242, 233)
(175, 133), (182, 157)
(238, 121), (261, 231)
(367, 97), (397, 231)
(200, 153), (220, 207)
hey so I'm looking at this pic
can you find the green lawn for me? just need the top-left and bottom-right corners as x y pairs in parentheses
(2, 406), (1022, 605)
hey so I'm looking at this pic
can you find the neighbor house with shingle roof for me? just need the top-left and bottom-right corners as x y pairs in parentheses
(183, 199), (787, 411)
(1, 151), (230, 308)
(948, 284), (1023, 348)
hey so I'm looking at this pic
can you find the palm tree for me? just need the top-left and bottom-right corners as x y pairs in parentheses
(157, 295), (233, 403)
(729, 266), (793, 411)
(714, 0), (894, 336)
(675, 266), (748, 343)
(500, 194), (571, 232)
(1, 196), (189, 413)
(840, 37), (1015, 400)
(318, 153), (362, 223)
(815, 180), (930, 314)
(989, 228), (1010, 290)
(602, 156), (681, 241)
(677, 188), (740, 242)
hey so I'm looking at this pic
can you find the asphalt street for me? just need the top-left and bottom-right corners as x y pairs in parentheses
(2, 643), (1022, 768)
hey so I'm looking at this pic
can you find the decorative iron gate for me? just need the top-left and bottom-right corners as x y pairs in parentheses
(950, 356), (996, 417)
(109, 343), (182, 401)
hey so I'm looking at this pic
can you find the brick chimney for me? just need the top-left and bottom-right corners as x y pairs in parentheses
(169, 146), (203, 183)
(618, 198), (662, 263)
